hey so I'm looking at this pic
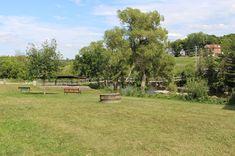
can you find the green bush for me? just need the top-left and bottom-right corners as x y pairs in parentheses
(228, 91), (235, 105)
(120, 86), (144, 97)
(186, 79), (208, 101)
(88, 83), (101, 89)
(167, 82), (177, 92)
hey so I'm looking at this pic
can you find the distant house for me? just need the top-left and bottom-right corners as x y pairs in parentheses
(204, 44), (222, 56)
(166, 48), (174, 56)
(180, 49), (186, 56)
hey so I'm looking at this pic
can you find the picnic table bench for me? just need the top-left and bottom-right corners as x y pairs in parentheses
(64, 87), (81, 94)
(18, 86), (30, 93)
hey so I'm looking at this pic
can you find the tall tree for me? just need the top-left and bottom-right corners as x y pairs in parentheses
(220, 34), (235, 92)
(118, 8), (170, 92)
(224, 52), (235, 92)
(170, 39), (186, 57)
(185, 32), (208, 55)
(27, 39), (62, 84)
(104, 27), (131, 90)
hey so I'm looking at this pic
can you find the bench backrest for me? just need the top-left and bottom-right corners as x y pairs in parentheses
(64, 87), (80, 93)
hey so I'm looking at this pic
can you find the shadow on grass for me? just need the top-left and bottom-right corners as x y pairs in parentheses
(21, 92), (58, 95)
(223, 104), (235, 111)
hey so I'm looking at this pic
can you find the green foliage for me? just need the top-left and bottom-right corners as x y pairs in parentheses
(224, 52), (235, 90)
(186, 32), (208, 51)
(183, 63), (196, 78)
(170, 39), (186, 56)
(120, 86), (144, 97)
(170, 32), (220, 56)
(27, 39), (62, 81)
(167, 82), (177, 92)
(73, 41), (109, 81)
(59, 59), (74, 76)
(220, 34), (235, 55)
(0, 56), (27, 80)
(118, 8), (172, 91)
(104, 27), (131, 90)
(196, 49), (225, 95)
(186, 79), (208, 101)
(174, 57), (195, 75)
(73, 8), (175, 92)
(88, 83), (103, 89)
(152, 53), (175, 84)
(228, 91), (235, 105)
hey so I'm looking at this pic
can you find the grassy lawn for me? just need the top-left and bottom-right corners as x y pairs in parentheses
(0, 85), (235, 155)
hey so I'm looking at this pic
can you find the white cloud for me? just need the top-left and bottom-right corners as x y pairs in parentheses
(0, 16), (102, 58)
(93, 5), (117, 16)
(70, 0), (81, 5)
(168, 33), (183, 37)
(93, 0), (235, 39)
(54, 16), (67, 21)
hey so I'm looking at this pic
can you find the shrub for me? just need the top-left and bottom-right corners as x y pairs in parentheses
(88, 83), (101, 89)
(186, 78), (208, 101)
(167, 82), (177, 93)
(120, 86), (144, 97)
(228, 91), (235, 105)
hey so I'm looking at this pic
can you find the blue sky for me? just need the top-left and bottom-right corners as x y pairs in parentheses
(0, 0), (235, 58)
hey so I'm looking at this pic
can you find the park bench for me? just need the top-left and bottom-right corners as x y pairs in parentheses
(18, 86), (30, 93)
(64, 87), (81, 94)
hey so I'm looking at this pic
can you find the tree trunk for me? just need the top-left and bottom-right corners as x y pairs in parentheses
(120, 76), (125, 88)
(105, 80), (108, 87)
(141, 71), (147, 93)
(113, 80), (118, 92)
(97, 78), (100, 88)
(125, 65), (135, 82)
(42, 79), (46, 95)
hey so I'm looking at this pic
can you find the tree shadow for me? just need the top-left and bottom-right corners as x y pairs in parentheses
(23, 92), (58, 95)
(223, 104), (235, 111)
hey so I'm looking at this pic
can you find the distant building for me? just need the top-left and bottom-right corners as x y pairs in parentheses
(180, 49), (186, 56)
(166, 48), (175, 56)
(204, 44), (222, 56)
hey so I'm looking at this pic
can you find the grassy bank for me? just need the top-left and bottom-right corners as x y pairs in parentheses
(174, 56), (196, 74)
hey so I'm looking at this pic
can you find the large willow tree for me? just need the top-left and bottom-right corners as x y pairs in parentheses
(118, 8), (172, 91)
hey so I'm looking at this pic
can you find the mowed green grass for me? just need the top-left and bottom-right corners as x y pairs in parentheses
(174, 57), (196, 74)
(0, 85), (235, 155)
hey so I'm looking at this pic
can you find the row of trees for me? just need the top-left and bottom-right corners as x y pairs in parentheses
(73, 8), (175, 92)
(170, 32), (234, 56)
(0, 39), (63, 83)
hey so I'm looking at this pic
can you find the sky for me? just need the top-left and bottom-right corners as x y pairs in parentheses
(0, 0), (234, 58)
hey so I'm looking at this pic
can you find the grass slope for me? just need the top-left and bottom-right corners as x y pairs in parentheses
(0, 85), (235, 155)
(174, 56), (196, 75)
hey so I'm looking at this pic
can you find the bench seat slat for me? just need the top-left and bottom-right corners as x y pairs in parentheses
(64, 87), (81, 94)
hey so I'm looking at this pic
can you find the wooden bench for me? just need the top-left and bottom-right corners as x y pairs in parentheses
(64, 87), (81, 94)
(18, 86), (30, 93)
